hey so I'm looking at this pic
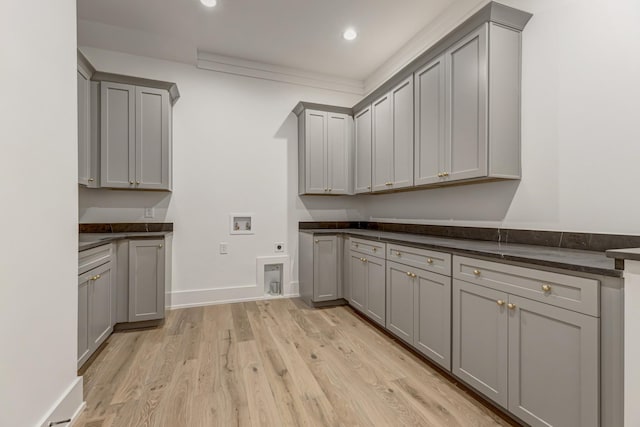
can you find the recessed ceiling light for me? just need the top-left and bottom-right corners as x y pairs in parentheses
(343, 28), (357, 41)
(200, 0), (217, 7)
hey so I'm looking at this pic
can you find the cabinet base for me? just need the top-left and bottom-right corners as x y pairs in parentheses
(114, 319), (164, 331)
(300, 297), (348, 309)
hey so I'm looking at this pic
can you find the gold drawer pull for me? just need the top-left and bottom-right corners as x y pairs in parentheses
(411, 273), (417, 278)
(496, 300), (505, 306)
(426, 258), (433, 264)
(385, 182), (393, 186)
(372, 248), (377, 252)
(473, 269), (481, 276)
(542, 284), (552, 292)
(355, 243), (359, 247)
(437, 173), (443, 177)
(395, 251), (401, 256)
(507, 303), (516, 310)
(315, 240), (319, 243)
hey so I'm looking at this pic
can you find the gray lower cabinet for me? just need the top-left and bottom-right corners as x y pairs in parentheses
(453, 275), (599, 427)
(101, 82), (172, 191)
(349, 249), (386, 327)
(372, 76), (414, 192)
(387, 260), (451, 370)
(78, 260), (115, 369)
(299, 233), (341, 305)
(128, 239), (166, 322)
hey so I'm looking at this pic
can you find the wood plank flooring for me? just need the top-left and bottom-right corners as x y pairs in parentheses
(75, 299), (510, 426)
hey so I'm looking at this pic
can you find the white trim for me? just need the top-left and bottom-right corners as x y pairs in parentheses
(197, 51), (365, 95)
(167, 282), (300, 309)
(37, 377), (84, 427)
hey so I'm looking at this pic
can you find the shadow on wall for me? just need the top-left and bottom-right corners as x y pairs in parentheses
(365, 179), (521, 224)
(78, 186), (172, 222)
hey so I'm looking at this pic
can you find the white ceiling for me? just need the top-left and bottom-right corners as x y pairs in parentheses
(77, 0), (459, 81)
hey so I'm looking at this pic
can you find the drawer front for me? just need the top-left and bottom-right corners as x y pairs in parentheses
(453, 256), (599, 316)
(79, 243), (113, 275)
(387, 244), (451, 276)
(351, 237), (386, 258)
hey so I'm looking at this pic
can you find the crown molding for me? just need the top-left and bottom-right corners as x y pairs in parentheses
(197, 51), (365, 95)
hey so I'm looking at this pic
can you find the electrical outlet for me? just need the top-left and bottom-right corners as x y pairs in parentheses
(144, 207), (154, 218)
(274, 242), (284, 253)
(219, 242), (228, 254)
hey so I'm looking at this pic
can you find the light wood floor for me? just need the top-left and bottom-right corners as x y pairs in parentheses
(75, 299), (510, 427)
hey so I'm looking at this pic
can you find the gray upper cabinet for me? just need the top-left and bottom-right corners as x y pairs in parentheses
(101, 82), (136, 189)
(372, 76), (414, 192)
(312, 235), (339, 301)
(129, 239), (166, 322)
(414, 55), (446, 186)
(415, 23), (522, 187)
(101, 82), (172, 191)
(77, 52), (98, 187)
(296, 104), (353, 195)
(354, 106), (372, 194)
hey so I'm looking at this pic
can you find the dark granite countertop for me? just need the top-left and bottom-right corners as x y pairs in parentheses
(606, 247), (640, 262)
(79, 231), (172, 252)
(301, 228), (621, 277)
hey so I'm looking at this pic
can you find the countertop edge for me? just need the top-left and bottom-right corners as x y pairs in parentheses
(79, 231), (173, 252)
(606, 247), (640, 261)
(301, 229), (623, 278)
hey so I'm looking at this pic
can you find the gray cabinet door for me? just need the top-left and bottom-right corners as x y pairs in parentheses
(453, 279), (508, 408)
(327, 112), (350, 194)
(365, 256), (386, 327)
(507, 295), (599, 427)
(414, 55), (446, 186)
(77, 64), (91, 186)
(90, 263), (115, 350)
(390, 76), (414, 189)
(414, 269), (451, 370)
(354, 107), (372, 193)
(135, 86), (171, 190)
(101, 82), (136, 188)
(372, 93), (393, 192)
(129, 239), (165, 322)
(445, 26), (488, 182)
(386, 261), (415, 344)
(342, 237), (351, 301)
(77, 275), (91, 368)
(305, 110), (327, 194)
(349, 251), (367, 312)
(313, 235), (338, 301)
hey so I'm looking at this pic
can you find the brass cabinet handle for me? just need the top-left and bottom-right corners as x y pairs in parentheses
(362, 258), (368, 263)
(497, 300), (505, 306)
(129, 181), (134, 184)
(159, 244), (163, 248)
(328, 188), (332, 192)
(355, 243), (359, 247)
(437, 173), (443, 177)
(395, 251), (401, 256)
(542, 284), (552, 292)
(136, 181), (140, 185)
(411, 273), (417, 278)
(426, 258), (433, 264)
(507, 303), (516, 310)
(372, 248), (377, 252)
(443, 172), (449, 177)
(88, 178), (94, 182)
(406, 272), (412, 276)
(367, 186), (371, 190)
(315, 240), (319, 243)
(385, 182), (393, 186)
(473, 269), (481, 276)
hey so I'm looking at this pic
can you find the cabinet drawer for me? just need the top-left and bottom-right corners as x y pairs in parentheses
(79, 243), (113, 275)
(453, 256), (599, 316)
(351, 237), (386, 258)
(387, 244), (451, 276)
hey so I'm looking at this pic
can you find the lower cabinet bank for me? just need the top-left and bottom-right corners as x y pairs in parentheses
(299, 232), (623, 427)
(78, 235), (172, 368)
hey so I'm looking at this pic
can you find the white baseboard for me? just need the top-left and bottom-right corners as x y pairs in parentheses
(167, 282), (300, 309)
(37, 377), (84, 427)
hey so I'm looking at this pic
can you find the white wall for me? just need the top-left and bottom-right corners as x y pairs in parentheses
(0, 1), (83, 426)
(366, 0), (640, 235)
(78, 47), (366, 306)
